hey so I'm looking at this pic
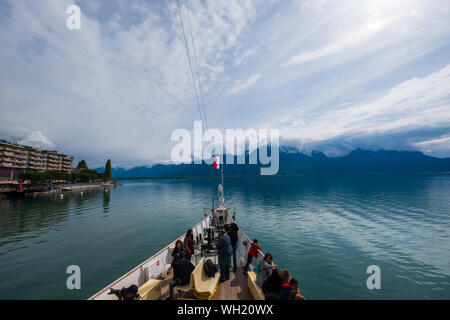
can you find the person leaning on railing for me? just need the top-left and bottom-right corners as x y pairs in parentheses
(256, 253), (277, 288)
(278, 278), (306, 300)
(243, 239), (261, 275)
(262, 268), (290, 300)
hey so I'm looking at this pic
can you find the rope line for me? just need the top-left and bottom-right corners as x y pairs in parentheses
(186, 0), (209, 133)
(176, 0), (206, 132)
(176, 0), (222, 190)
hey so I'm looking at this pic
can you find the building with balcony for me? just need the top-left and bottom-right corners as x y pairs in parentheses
(0, 140), (74, 180)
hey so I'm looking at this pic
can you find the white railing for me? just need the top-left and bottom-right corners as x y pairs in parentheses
(89, 214), (212, 300)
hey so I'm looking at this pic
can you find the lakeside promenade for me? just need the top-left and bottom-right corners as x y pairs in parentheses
(0, 181), (112, 196)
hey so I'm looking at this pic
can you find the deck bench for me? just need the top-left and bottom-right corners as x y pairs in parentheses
(247, 271), (265, 300)
(138, 279), (162, 300)
(191, 258), (220, 300)
(177, 258), (220, 300)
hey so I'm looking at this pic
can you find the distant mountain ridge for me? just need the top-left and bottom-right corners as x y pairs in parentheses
(95, 149), (450, 178)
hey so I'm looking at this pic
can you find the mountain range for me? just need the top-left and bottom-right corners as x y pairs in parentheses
(94, 149), (450, 178)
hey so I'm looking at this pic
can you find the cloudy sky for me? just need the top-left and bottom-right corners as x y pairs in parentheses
(0, 0), (449, 167)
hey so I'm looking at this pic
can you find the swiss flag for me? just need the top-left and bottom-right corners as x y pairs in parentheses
(213, 156), (220, 170)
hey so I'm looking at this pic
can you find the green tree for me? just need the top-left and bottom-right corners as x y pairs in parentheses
(77, 160), (88, 169)
(104, 159), (112, 181)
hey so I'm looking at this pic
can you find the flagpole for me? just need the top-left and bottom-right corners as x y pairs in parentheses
(221, 156), (224, 191)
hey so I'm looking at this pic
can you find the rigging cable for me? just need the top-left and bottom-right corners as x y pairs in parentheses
(185, 0), (220, 184)
(176, 0), (224, 190)
(186, 0), (209, 133)
(176, 0), (206, 132)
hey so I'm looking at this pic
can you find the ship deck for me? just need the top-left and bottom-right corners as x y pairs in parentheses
(212, 267), (253, 300)
(158, 266), (253, 300)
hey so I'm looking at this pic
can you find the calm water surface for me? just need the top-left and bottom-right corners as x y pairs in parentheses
(0, 175), (449, 299)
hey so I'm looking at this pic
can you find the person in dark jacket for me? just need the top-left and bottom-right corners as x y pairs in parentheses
(183, 229), (195, 261)
(108, 285), (142, 300)
(172, 239), (186, 267)
(262, 269), (290, 300)
(216, 228), (232, 282)
(169, 251), (195, 299)
(227, 223), (239, 272)
(278, 278), (306, 300)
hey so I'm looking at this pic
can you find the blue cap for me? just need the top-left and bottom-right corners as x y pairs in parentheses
(122, 285), (138, 295)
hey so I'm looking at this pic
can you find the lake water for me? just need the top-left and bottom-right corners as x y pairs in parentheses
(0, 175), (449, 300)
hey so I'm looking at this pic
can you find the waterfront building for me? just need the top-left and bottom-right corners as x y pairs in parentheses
(0, 140), (74, 179)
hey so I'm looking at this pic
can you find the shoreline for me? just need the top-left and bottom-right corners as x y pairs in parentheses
(113, 171), (450, 180)
(0, 181), (112, 197)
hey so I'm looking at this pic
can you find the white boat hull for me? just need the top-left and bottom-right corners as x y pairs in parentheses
(89, 212), (263, 300)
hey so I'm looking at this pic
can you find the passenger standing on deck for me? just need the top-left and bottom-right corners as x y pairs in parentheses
(184, 229), (195, 261)
(227, 223), (239, 272)
(256, 253), (277, 287)
(243, 239), (261, 275)
(217, 228), (232, 282)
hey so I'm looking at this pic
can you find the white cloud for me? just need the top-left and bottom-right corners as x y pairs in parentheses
(0, 0), (262, 167)
(283, 6), (391, 66)
(19, 131), (55, 150)
(300, 0), (332, 13)
(1, 0), (450, 165)
(267, 64), (450, 144)
(234, 47), (256, 66)
(415, 136), (450, 147)
(226, 73), (263, 95)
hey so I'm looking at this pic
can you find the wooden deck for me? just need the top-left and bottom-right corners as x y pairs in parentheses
(158, 273), (174, 300)
(212, 267), (253, 300)
(158, 266), (253, 300)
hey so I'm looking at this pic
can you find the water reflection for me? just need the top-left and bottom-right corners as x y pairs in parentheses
(103, 188), (110, 215)
(0, 177), (449, 299)
(0, 194), (70, 244)
(0, 189), (105, 247)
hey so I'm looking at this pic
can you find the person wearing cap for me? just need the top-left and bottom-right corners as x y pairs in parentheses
(216, 228), (232, 282)
(108, 284), (142, 300)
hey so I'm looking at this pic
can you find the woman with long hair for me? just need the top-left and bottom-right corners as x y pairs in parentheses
(256, 253), (277, 287)
(183, 229), (195, 261)
(172, 239), (185, 267)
